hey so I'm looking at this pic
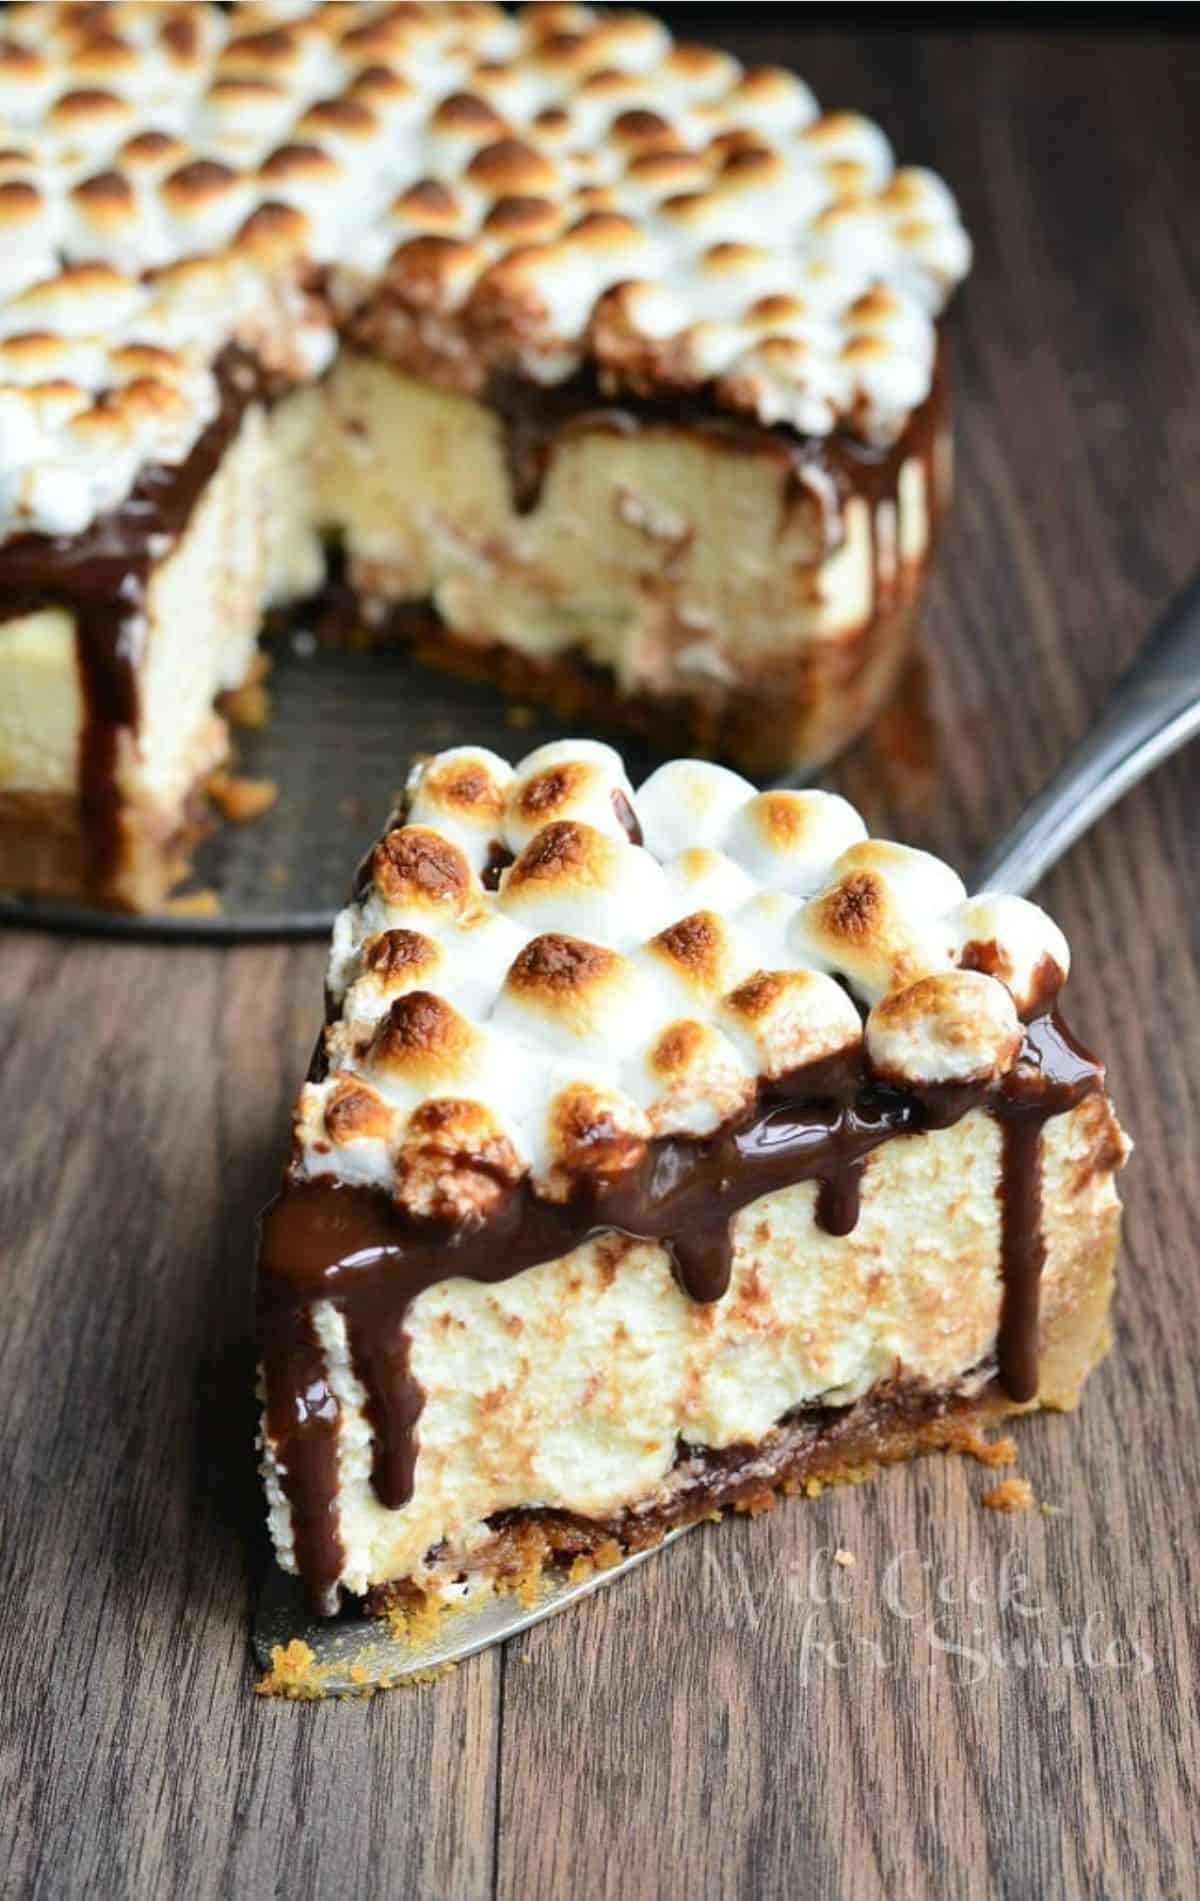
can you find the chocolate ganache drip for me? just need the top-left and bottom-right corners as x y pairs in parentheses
(257, 1007), (1100, 1613)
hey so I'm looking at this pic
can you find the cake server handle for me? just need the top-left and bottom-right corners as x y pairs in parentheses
(970, 568), (1200, 898)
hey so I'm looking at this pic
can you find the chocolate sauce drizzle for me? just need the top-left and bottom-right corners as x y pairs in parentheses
(0, 349), (273, 898)
(257, 1007), (1100, 1612)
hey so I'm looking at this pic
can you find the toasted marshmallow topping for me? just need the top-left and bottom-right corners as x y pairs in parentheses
(866, 971), (1023, 1089)
(402, 745), (514, 872)
(300, 745), (1070, 1216)
(0, 2), (970, 540)
(949, 893), (1070, 1016)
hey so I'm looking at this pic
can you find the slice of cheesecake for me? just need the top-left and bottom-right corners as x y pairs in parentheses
(257, 743), (1129, 1616)
(0, 2), (970, 908)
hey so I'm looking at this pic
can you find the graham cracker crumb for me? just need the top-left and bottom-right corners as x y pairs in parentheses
(395, 1662), (458, 1687)
(386, 1589), (447, 1646)
(982, 1476), (1035, 1514)
(515, 1559), (543, 1609)
(208, 770), (278, 822)
(833, 1548), (855, 1567)
(221, 681), (271, 729)
(254, 1626), (461, 1702)
(163, 888), (222, 917)
(255, 1639), (323, 1699)
(962, 1431), (1018, 1469)
(566, 1537), (624, 1586)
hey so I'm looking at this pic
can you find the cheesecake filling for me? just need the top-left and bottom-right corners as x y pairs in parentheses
(259, 1007), (1107, 1613)
(309, 345), (943, 698)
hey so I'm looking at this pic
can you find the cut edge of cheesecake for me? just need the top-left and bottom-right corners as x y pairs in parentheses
(0, 338), (949, 910)
(255, 742), (1130, 1623)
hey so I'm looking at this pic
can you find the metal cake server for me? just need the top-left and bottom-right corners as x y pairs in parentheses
(253, 569), (1200, 1694)
(970, 568), (1200, 894)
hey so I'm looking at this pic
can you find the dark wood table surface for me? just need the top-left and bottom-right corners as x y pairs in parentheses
(3, 19), (1197, 1900)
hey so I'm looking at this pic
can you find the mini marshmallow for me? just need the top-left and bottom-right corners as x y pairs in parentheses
(792, 866), (958, 1005)
(393, 1096), (524, 1221)
(497, 821), (668, 949)
(429, 908), (531, 1019)
(733, 890), (803, 970)
(722, 789), (868, 895)
(343, 927), (447, 1028)
(360, 989), (489, 1112)
(503, 737), (638, 852)
(294, 1074), (397, 1191)
(718, 968), (863, 1080)
(540, 1077), (651, 1185)
(657, 848), (757, 920)
(950, 893), (1070, 1015)
(832, 837), (966, 916)
(636, 909), (753, 1013)
(866, 971), (1022, 1089)
(492, 930), (665, 1064)
(628, 1016), (755, 1137)
(404, 745), (514, 873)
(635, 759), (755, 859)
(367, 824), (478, 933)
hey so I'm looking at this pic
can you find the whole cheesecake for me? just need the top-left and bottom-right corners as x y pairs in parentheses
(0, 2), (971, 908)
(257, 742), (1129, 1617)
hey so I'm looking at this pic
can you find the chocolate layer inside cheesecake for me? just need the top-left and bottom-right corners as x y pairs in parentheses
(259, 1002), (1100, 1613)
(364, 1372), (1018, 1616)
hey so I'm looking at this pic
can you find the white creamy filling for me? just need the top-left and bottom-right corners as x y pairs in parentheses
(309, 354), (932, 684)
(261, 1101), (1119, 1600)
(0, 607), (81, 794)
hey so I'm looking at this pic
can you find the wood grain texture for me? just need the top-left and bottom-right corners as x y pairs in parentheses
(1, 21), (1198, 1901)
